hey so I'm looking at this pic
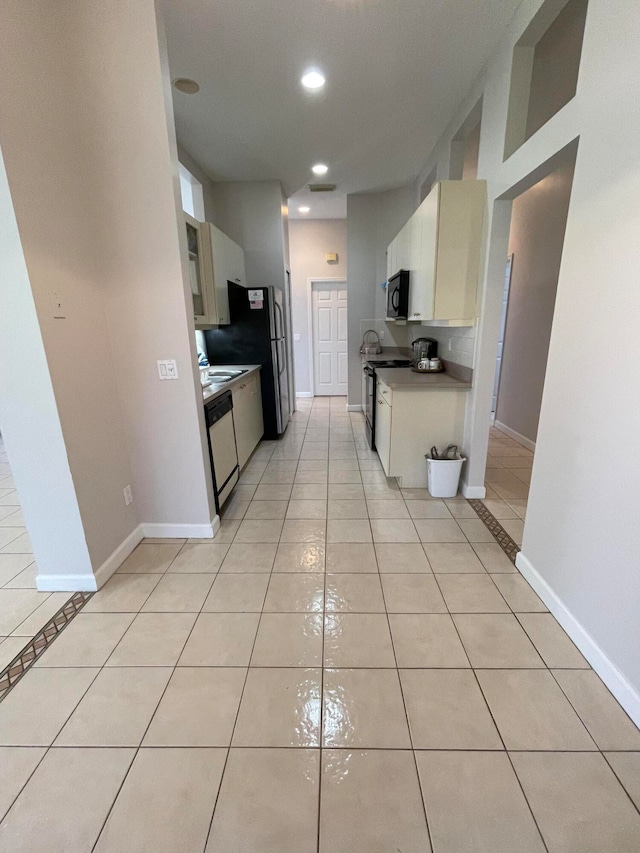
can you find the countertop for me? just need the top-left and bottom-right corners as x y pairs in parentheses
(201, 364), (261, 404)
(361, 348), (408, 364)
(374, 367), (471, 390)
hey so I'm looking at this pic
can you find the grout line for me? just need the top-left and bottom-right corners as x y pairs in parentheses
(377, 492), (435, 851)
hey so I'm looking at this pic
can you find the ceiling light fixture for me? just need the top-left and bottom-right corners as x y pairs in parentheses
(312, 163), (329, 176)
(173, 78), (200, 95)
(299, 206), (311, 214)
(301, 70), (325, 91)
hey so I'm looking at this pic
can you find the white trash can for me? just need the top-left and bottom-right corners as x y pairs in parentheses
(426, 454), (466, 498)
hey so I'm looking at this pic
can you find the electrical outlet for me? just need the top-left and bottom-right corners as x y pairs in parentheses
(379, 330), (385, 341)
(448, 337), (453, 352)
(123, 485), (133, 506)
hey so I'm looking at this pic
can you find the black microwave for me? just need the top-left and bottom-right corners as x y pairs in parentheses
(386, 269), (410, 320)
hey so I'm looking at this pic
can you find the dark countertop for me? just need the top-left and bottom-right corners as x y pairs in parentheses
(375, 367), (471, 390)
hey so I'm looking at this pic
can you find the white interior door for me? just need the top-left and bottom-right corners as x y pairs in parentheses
(312, 281), (347, 396)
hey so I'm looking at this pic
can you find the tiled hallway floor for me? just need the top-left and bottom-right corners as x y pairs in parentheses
(0, 398), (639, 851)
(0, 435), (58, 673)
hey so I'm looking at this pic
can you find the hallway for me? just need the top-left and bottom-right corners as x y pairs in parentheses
(0, 398), (639, 851)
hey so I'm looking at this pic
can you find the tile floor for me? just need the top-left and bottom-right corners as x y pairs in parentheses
(0, 401), (639, 851)
(0, 434), (57, 674)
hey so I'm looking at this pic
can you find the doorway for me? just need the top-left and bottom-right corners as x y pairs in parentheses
(485, 149), (577, 537)
(310, 280), (347, 396)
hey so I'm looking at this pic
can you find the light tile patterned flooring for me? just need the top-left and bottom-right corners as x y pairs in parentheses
(0, 435), (58, 674)
(0, 401), (639, 851)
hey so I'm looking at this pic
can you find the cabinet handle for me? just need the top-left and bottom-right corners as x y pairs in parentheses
(235, 278), (241, 282)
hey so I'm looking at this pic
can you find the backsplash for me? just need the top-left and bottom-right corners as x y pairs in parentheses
(408, 324), (476, 369)
(359, 319), (410, 351)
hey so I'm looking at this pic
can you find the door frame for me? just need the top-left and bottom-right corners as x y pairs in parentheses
(307, 278), (347, 398)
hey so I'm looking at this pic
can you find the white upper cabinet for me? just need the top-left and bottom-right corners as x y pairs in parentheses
(187, 218), (247, 328)
(387, 180), (486, 324)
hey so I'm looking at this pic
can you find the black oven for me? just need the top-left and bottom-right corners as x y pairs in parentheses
(363, 364), (376, 449)
(386, 270), (410, 320)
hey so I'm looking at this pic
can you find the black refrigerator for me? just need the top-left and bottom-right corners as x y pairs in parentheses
(204, 283), (290, 439)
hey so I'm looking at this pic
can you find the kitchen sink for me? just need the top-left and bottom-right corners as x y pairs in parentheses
(207, 369), (248, 382)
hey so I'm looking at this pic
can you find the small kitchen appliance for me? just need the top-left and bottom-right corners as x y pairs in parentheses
(411, 337), (440, 372)
(386, 270), (410, 320)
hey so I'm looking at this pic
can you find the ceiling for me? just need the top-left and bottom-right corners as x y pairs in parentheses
(161, 0), (521, 218)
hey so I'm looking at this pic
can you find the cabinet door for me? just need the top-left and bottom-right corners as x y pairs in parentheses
(185, 215), (210, 324)
(228, 239), (246, 287)
(232, 382), (251, 469)
(396, 220), (412, 271)
(433, 181), (484, 321)
(375, 392), (392, 475)
(233, 374), (264, 469)
(246, 372), (264, 450)
(210, 226), (229, 325)
(386, 238), (397, 282)
(408, 187), (438, 321)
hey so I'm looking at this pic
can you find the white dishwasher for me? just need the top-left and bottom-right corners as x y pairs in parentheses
(205, 390), (239, 510)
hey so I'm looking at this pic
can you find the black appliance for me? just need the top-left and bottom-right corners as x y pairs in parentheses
(411, 337), (438, 362)
(205, 283), (289, 440)
(363, 359), (412, 449)
(386, 270), (410, 320)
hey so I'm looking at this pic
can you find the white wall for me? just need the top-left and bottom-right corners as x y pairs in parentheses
(0, 0), (215, 588)
(496, 157), (574, 442)
(413, 0), (640, 721)
(288, 219), (347, 396)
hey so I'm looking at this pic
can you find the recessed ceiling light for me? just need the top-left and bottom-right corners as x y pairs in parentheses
(312, 163), (328, 176)
(299, 206), (311, 214)
(173, 78), (200, 95)
(301, 70), (325, 91)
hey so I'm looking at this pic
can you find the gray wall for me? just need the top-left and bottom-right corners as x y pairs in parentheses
(288, 219), (347, 396)
(526, 0), (588, 139)
(208, 181), (288, 294)
(496, 157), (575, 442)
(346, 185), (415, 406)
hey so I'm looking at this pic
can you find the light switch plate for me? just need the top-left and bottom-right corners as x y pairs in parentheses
(157, 359), (179, 380)
(51, 291), (65, 319)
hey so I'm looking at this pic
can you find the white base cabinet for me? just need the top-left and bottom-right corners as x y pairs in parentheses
(375, 377), (468, 488)
(232, 371), (264, 469)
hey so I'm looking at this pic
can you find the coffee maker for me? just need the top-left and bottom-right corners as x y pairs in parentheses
(412, 337), (438, 362)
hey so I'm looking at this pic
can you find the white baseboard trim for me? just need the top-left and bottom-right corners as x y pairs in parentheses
(347, 404), (363, 412)
(36, 573), (99, 592)
(36, 523), (145, 592)
(461, 481), (486, 499)
(494, 420), (536, 453)
(515, 550), (640, 728)
(296, 392), (313, 398)
(141, 517), (218, 540)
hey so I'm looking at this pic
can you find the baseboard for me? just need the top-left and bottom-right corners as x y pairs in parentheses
(461, 481), (486, 499)
(516, 550), (640, 728)
(347, 404), (363, 412)
(494, 420), (536, 453)
(36, 523), (145, 592)
(296, 392), (313, 398)
(141, 517), (219, 540)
